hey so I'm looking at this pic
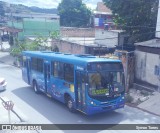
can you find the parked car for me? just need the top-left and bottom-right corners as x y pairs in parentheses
(0, 78), (7, 91)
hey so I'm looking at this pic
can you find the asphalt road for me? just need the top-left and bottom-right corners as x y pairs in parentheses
(0, 63), (160, 133)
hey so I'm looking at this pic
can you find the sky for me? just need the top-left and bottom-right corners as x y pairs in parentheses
(1, 0), (102, 9)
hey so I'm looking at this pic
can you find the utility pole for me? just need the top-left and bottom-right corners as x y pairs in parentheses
(0, 30), (2, 50)
(125, 51), (134, 92)
(158, 55), (160, 92)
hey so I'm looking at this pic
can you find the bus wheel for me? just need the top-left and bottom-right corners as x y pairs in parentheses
(67, 97), (75, 112)
(33, 81), (39, 94)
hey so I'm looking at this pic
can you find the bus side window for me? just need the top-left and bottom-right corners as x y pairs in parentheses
(22, 56), (27, 67)
(53, 62), (58, 77)
(64, 63), (74, 83)
(37, 59), (43, 72)
(52, 61), (64, 79)
(23, 58), (27, 67)
(31, 58), (43, 72)
(58, 62), (64, 79)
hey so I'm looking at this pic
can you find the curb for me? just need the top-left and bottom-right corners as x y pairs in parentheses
(0, 60), (20, 68)
(0, 51), (20, 68)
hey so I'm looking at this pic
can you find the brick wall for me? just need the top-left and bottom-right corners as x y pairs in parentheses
(52, 39), (86, 54)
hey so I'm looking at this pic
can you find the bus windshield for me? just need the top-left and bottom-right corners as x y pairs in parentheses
(88, 71), (125, 97)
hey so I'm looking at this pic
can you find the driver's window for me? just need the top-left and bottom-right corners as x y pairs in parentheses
(89, 73), (101, 89)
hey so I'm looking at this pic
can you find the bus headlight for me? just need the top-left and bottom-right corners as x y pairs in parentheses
(91, 101), (94, 104)
(90, 101), (96, 106)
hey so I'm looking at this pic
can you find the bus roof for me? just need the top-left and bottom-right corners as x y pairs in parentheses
(22, 51), (121, 64)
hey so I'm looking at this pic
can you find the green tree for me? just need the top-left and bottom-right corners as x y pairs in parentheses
(50, 30), (60, 40)
(50, 31), (60, 52)
(58, 0), (91, 27)
(11, 39), (40, 57)
(10, 31), (60, 56)
(103, 0), (158, 43)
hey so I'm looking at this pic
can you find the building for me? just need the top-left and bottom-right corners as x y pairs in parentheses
(94, 2), (115, 30)
(5, 13), (60, 41)
(60, 27), (95, 38)
(134, 0), (160, 91)
(93, 2), (125, 49)
(95, 29), (124, 48)
(134, 39), (160, 91)
(156, 0), (160, 38)
(52, 37), (110, 55)
(52, 2), (120, 56)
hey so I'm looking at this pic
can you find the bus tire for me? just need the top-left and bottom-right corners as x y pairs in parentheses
(33, 81), (40, 94)
(67, 97), (75, 112)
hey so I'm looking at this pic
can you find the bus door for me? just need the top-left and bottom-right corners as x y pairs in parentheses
(44, 62), (51, 94)
(26, 58), (31, 84)
(76, 71), (86, 112)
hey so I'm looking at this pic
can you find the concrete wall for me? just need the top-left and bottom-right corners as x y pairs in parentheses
(156, 0), (160, 38)
(7, 18), (60, 40)
(95, 29), (120, 47)
(52, 40), (86, 54)
(135, 50), (160, 87)
(60, 27), (95, 38)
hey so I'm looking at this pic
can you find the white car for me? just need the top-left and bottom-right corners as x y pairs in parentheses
(0, 78), (7, 91)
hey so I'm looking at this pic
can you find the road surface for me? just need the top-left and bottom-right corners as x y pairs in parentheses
(0, 63), (160, 133)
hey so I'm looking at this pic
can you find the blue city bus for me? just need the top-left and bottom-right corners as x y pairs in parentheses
(21, 51), (125, 115)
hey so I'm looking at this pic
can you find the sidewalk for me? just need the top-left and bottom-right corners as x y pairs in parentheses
(0, 52), (14, 66)
(0, 97), (38, 133)
(127, 88), (160, 117)
(0, 42), (14, 66)
(137, 92), (160, 116)
(0, 42), (39, 133)
(0, 41), (10, 52)
(0, 97), (22, 124)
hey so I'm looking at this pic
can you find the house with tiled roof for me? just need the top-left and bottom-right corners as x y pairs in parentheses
(94, 2), (115, 30)
(96, 2), (112, 13)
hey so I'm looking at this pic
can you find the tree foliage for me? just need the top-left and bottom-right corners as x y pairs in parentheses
(58, 0), (91, 27)
(11, 38), (41, 57)
(10, 31), (60, 57)
(103, 0), (159, 43)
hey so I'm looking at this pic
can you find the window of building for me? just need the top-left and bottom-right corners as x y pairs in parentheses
(155, 65), (160, 76)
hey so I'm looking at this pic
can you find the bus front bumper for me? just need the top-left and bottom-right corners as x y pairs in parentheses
(85, 102), (125, 115)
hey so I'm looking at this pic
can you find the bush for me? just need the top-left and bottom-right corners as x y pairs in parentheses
(125, 94), (134, 103)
